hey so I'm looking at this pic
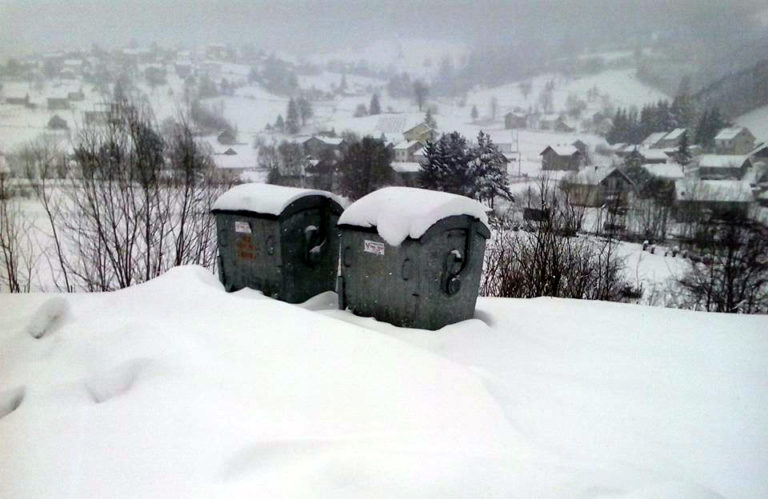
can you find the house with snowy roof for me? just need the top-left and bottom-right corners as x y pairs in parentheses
(540, 145), (584, 171)
(674, 179), (753, 222)
(643, 163), (686, 181)
(504, 112), (527, 129)
(693, 155), (752, 181)
(642, 131), (668, 149)
(560, 165), (635, 207)
(714, 127), (755, 155)
(393, 140), (424, 163)
(47, 96), (70, 111)
(302, 136), (345, 158)
(402, 123), (436, 143)
(655, 128), (688, 149)
(749, 143), (768, 164)
(625, 148), (669, 165)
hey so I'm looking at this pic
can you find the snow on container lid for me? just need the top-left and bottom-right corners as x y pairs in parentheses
(212, 183), (343, 216)
(338, 187), (490, 246)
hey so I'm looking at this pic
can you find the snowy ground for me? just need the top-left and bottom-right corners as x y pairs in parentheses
(1, 266), (766, 498)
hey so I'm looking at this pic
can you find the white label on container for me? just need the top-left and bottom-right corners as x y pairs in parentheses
(364, 240), (385, 256)
(235, 221), (251, 234)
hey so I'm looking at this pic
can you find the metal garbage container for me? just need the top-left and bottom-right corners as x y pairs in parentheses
(336, 187), (490, 330)
(212, 183), (343, 302)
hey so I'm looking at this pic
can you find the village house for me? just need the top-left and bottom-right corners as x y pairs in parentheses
(393, 140), (424, 163)
(674, 179), (753, 222)
(402, 123), (436, 143)
(302, 136), (345, 159)
(714, 127), (755, 155)
(625, 148), (669, 165)
(655, 128), (688, 149)
(5, 94), (30, 106)
(390, 161), (421, 187)
(47, 115), (68, 130)
(749, 143), (768, 165)
(553, 116), (576, 133)
(641, 131), (668, 149)
(540, 145), (584, 171)
(560, 165), (635, 207)
(504, 112), (527, 129)
(67, 89), (85, 101)
(47, 96), (70, 111)
(211, 146), (258, 183)
(641, 163), (685, 182)
(693, 155), (751, 180)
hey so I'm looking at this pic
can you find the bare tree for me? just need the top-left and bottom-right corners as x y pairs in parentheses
(0, 170), (36, 292)
(481, 178), (640, 302)
(678, 216), (768, 314)
(413, 80), (428, 112)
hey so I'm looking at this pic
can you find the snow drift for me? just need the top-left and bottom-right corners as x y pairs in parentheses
(0, 266), (766, 498)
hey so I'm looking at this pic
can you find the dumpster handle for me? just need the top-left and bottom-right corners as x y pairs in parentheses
(443, 222), (476, 296)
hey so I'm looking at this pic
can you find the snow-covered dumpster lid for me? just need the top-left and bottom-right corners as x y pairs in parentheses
(337, 186), (490, 246)
(211, 183), (343, 217)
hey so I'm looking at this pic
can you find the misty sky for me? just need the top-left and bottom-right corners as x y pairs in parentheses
(1, 0), (765, 61)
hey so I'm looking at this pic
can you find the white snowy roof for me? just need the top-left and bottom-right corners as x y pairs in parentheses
(393, 140), (422, 151)
(564, 165), (624, 186)
(663, 128), (687, 141)
(212, 183), (342, 215)
(542, 145), (579, 156)
(674, 180), (753, 203)
(641, 163), (685, 180)
(638, 149), (669, 161)
(338, 187), (489, 246)
(697, 155), (749, 169)
(715, 127), (749, 141)
(642, 132), (667, 147)
(391, 161), (422, 173)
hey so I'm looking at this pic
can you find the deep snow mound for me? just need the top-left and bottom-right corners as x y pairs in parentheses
(0, 266), (766, 498)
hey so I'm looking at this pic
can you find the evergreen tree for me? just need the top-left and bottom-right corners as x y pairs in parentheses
(424, 108), (437, 129)
(369, 93), (381, 115)
(694, 109), (710, 146)
(297, 97), (313, 126)
(670, 76), (695, 129)
(274, 114), (284, 132)
(418, 132), (472, 196)
(418, 140), (444, 191)
(338, 136), (393, 200)
(413, 80), (429, 111)
(677, 130), (692, 165)
(285, 98), (300, 134)
(471, 131), (512, 207)
(471, 105), (478, 121)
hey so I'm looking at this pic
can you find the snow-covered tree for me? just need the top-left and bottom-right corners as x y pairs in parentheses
(471, 105), (478, 122)
(424, 108), (437, 129)
(285, 98), (300, 134)
(297, 97), (313, 127)
(471, 131), (512, 207)
(369, 93), (381, 115)
(413, 80), (428, 111)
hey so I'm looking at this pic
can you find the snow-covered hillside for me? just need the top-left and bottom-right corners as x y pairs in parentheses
(734, 104), (768, 141)
(1, 266), (766, 498)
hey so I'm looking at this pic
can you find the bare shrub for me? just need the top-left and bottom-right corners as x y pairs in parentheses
(481, 179), (640, 302)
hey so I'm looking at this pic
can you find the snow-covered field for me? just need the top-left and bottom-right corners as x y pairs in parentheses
(1, 266), (766, 498)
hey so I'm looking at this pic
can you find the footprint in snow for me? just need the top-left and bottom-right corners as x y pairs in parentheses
(0, 386), (26, 420)
(84, 358), (152, 404)
(26, 296), (70, 339)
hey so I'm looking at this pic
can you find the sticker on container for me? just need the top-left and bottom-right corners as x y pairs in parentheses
(234, 221), (251, 234)
(363, 240), (385, 256)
